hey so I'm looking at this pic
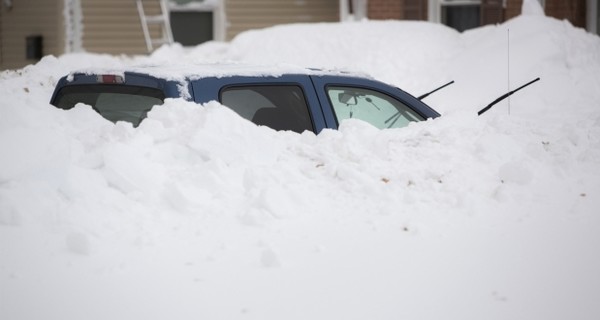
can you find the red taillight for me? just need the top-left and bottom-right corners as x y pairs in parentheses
(96, 74), (124, 84)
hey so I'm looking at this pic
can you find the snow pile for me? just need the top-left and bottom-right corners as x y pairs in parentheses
(521, 0), (545, 16)
(1, 15), (600, 320)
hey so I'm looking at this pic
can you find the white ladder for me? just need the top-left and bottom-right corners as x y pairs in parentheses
(136, 0), (174, 52)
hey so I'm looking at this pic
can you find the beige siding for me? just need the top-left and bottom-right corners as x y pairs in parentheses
(80, 0), (161, 55)
(0, 0), (342, 68)
(0, 0), (64, 70)
(225, 0), (339, 40)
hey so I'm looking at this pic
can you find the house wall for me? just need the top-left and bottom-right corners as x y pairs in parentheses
(505, 0), (587, 28)
(382, 0), (592, 33)
(367, 0), (427, 20)
(0, 6), (3, 67)
(0, 0), (64, 70)
(1, 0), (340, 69)
(545, 0), (586, 28)
(481, 0), (504, 25)
(80, 0), (159, 55)
(504, 0), (522, 20)
(225, 0), (339, 40)
(368, 0), (403, 19)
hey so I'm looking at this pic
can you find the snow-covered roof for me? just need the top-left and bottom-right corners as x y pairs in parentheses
(68, 62), (373, 83)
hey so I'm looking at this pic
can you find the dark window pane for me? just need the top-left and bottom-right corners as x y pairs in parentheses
(220, 85), (313, 133)
(53, 85), (165, 127)
(442, 4), (481, 32)
(170, 11), (213, 46)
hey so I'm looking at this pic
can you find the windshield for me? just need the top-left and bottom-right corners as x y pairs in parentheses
(53, 84), (165, 127)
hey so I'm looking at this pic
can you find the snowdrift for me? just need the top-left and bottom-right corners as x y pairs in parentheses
(1, 15), (600, 320)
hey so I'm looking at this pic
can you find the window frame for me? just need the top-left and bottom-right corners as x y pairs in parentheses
(324, 84), (425, 129)
(310, 74), (440, 131)
(191, 75), (326, 133)
(218, 83), (316, 133)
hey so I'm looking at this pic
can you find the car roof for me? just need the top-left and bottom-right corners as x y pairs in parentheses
(65, 62), (373, 83)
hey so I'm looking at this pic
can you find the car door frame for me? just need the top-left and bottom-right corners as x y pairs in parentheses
(190, 75), (327, 133)
(309, 74), (441, 130)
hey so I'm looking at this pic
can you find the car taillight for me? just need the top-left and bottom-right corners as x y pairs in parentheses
(96, 74), (124, 84)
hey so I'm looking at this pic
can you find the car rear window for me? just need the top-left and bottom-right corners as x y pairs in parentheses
(53, 84), (165, 127)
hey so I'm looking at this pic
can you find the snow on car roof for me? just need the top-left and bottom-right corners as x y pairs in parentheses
(67, 62), (373, 83)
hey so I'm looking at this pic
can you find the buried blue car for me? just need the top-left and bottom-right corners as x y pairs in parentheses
(50, 63), (441, 133)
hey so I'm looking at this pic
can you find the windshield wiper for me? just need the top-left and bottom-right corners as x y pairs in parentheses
(385, 81), (454, 127)
(478, 77), (540, 116)
(417, 80), (455, 100)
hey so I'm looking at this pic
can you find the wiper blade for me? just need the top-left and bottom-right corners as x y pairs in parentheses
(384, 80), (453, 127)
(478, 77), (540, 116)
(418, 80), (454, 100)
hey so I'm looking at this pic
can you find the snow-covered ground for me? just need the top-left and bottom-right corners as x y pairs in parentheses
(1, 9), (600, 320)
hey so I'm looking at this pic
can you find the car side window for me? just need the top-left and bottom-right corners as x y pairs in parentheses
(326, 86), (424, 129)
(220, 85), (313, 133)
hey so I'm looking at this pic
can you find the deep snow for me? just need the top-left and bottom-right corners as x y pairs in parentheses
(1, 13), (600, 320)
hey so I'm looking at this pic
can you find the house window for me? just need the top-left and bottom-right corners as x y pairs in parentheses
(170, 11), (213, 45)
(169, 0), (224, 44)
(440, 0), (481, 32)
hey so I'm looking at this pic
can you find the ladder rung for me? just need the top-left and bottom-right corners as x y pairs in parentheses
(151, 39), (170, 46)
(145, 15), (166, 23)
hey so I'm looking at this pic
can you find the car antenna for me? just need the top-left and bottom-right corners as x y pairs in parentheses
(418, 80), (454, 100)
(477, 77), (540, 116)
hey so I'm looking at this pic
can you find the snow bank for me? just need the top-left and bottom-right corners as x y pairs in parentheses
(1, 15), (600, 320)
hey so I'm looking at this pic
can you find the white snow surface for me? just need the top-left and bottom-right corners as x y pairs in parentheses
(521, 0), (545, 16)
(1, 16), (600, 320)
